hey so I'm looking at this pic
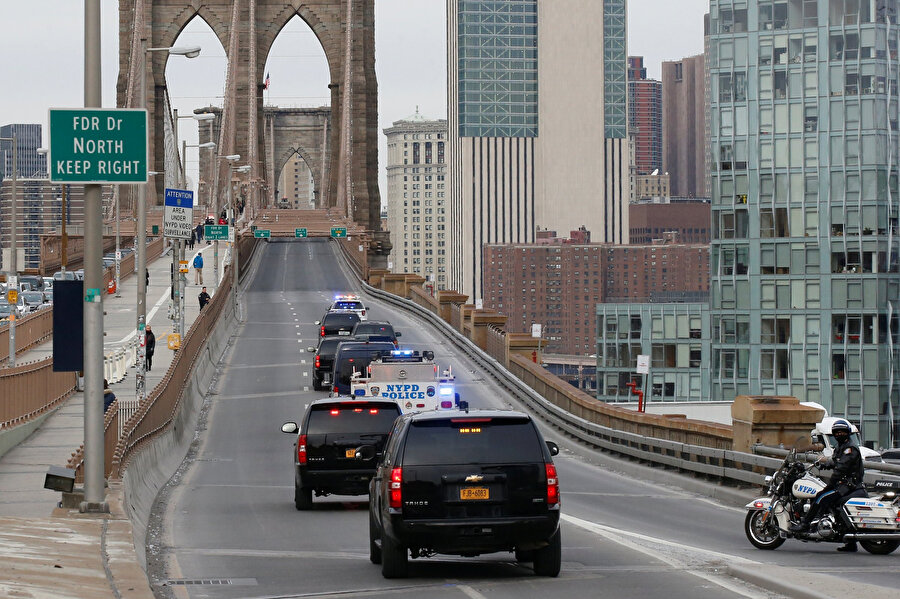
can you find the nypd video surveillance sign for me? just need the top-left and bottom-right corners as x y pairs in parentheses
(163, 188), (194, 239)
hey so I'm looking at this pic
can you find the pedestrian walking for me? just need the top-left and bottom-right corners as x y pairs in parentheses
(145, 325), (156, 372)
(193, 253), (204, 285)
(103, 379), (117, 413)
(189, 230), (196, 250)
(198, 286), (211, 310)
(196, 222), (204, 243)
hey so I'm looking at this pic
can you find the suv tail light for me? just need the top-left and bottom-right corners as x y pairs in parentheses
(546, 463), (559, 507)
(361, 309), (366, 316)
(320, 325), (325, 337)
(389, 467), (403, 509)
(315, 355), (320, 369)
(333, 385), (339, 394)
(297, 434), (307, 465)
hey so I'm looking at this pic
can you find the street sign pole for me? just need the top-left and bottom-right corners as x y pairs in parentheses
(82, 0), (107, 513)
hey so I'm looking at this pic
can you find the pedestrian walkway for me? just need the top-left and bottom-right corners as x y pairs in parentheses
(0, 240), (224, 517)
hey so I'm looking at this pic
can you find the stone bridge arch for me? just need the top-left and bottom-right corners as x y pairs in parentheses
(266, 107), (331, 208)
(118, 0), (386, 260)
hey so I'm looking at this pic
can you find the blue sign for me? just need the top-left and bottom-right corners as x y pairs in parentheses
(163, 188), (195, 239)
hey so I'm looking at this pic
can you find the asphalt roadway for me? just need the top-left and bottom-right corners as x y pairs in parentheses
(145, 239), (900, 599)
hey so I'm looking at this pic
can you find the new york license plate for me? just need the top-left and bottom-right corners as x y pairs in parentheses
(460, 487), (489, 500)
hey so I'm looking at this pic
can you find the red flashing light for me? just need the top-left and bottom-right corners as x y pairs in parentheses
(369, 408), (379, 414)
(320, 325), (325, 337)
(315, 355), (320, 369)
(546, 463), (559, 507)
(389, 467), (403, 509)
(353, 408), (363, 413)
(297, 434), (307, 465)
(330, 409), (340, 416)
(333, 386), (339, 393)
(754, 501), (765, 509)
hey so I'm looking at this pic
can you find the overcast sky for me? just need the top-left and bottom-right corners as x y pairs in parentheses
(0, 1), (708, 202)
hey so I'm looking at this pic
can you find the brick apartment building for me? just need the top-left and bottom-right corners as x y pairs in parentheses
(629, 199), (711, 245)
(627, 56), (663, 175)
(483, 239), (709, 355)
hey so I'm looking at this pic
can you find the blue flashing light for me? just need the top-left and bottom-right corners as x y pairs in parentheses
(391, 349), (414, 357)
(354, 389), (366, 396)
(439, 386), (454, 396)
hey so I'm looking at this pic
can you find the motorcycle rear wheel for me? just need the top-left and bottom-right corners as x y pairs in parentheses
(745, 510), (785, 550)
(859, 540), (900, 555)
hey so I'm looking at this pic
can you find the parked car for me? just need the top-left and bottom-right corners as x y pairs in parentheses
(368, 408), (561, 578)
(280, 398), (402, 510)
(42, 277), (54, 291)
(351, 320), (401, 345)
(881, 448), (900, 465)
(53, 270), (77, 281)
(19, 275), (44, 292)
(316, 311), (361, 338)
(20, 291), (46, 313)
(0, 303), (14, 321)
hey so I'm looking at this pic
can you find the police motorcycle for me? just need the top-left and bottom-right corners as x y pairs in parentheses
(744, 440), (900, 555)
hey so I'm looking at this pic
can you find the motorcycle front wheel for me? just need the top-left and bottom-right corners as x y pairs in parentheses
(859, 540), (900, 555)
(744, 510), (785, 550)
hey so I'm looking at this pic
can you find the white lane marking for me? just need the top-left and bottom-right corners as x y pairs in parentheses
(300, 360), (306, 365)
(457, 585), (488, 599)
(303, 386), (309, 392)
(560, 513), (765, 599)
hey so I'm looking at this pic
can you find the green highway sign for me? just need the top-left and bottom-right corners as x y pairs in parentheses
(254, 229), (271, 239)
(331, 227), (347, 239)
(49, 108), (148, 183)
(295, 228), (308, 238)
(204, 225), (230, 240)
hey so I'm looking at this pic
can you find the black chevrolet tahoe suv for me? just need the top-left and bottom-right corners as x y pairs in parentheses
(307, 337), (345, 391)
(367, 409), (561, 578)
(281, 398), (402, 510)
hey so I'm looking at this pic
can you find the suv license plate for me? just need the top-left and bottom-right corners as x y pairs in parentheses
(345, 449), (357, 458)
(339, 331), (350, 335)
(460, 487), (489, 500)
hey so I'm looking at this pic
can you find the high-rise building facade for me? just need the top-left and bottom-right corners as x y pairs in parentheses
(384, 113), (448, 287)
(628, 56), (663, 175)
(0, 124), (45, 181)
(709, 0), (900, 445)
(277, 154), (315, 209)
(662, 54), (709, 198)
(448, 0), (629, 300)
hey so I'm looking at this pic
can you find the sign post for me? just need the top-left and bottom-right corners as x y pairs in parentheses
(163, 188), (194, 239)
(636, 354), (650, 413)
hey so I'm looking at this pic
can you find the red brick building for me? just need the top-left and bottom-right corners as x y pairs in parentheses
(628, 56), (663, 175)
(483, 241), (709, 355)
(629, 199), (710, 244)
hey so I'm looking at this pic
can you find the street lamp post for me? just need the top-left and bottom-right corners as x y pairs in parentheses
(232, 164), (250, 317)
(1, 133), (18, 367)
(135, 40), (201, 401)
(218, 154), (240, 290)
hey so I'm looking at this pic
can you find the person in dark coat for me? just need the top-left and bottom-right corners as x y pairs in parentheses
(103, 379), (117, 413)
(145, 325), (156, 372)
(198, 287), (211, 310)
(189, 230), (196, 250)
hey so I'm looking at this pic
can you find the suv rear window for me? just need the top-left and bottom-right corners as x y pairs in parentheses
(317, 338), (344, 355)
(307, 403), (400, 434)
(402, 417), (544, 466)
(354, 323), (394, 336)
(323, 313), (360, 330)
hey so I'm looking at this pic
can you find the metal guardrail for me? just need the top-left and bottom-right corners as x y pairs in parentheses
(0, 357), (77, 430)
(753, 444), (900, 482)
(335, 246), (900, 489)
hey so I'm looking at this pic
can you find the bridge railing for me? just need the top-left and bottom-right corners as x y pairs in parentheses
(0, 357), (76, 431)
(66, 237), (260, 481)
(0, 309), (55, 364)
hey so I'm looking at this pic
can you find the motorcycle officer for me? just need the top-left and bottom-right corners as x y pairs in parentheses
(789, 419), (865, 552)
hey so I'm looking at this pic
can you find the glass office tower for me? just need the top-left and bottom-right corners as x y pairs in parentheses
(709, 0), (900, 445)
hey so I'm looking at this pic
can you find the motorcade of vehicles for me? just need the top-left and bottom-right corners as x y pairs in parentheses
(350, 349), (458, 413)
(811, 417), (883, 463)
(280, 398), (402, 510)
(315, 310), (361, 338)
(744, 442), (900, 555)
(20, 291), (46, 312)
(368, 407), (562, 578)
(330, 341), (397, 396)
(328, 293), (368, 321)
(307, 337), (347, 391)
(350, 320), (401, 345)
